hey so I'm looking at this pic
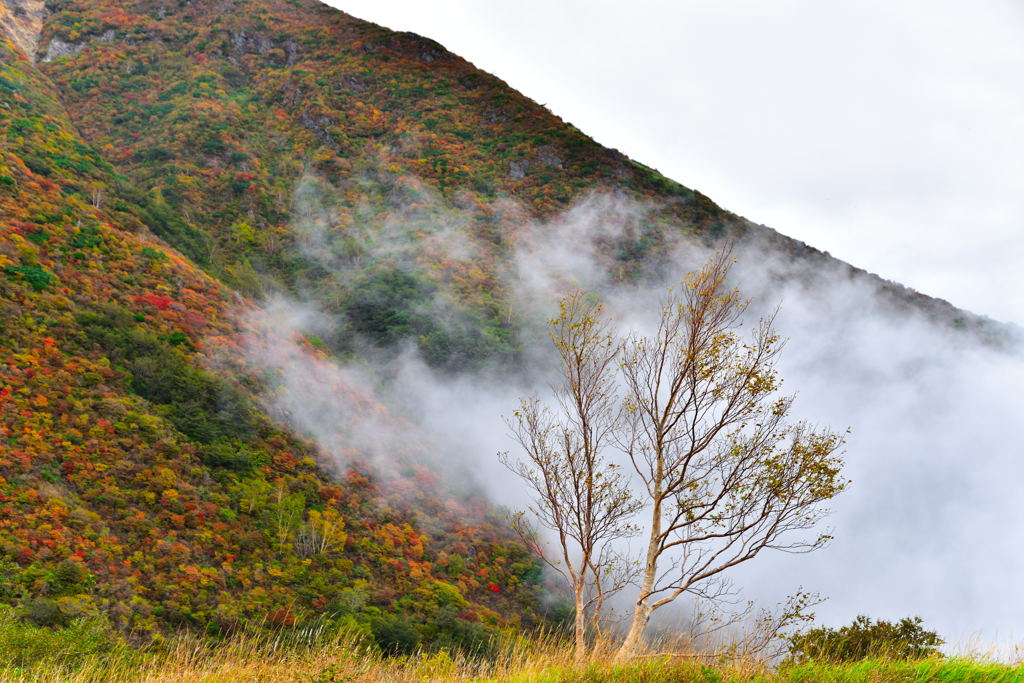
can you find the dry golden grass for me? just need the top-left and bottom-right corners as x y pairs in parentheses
(0, 623), (765, 683)
(4, 621), (1023, 682)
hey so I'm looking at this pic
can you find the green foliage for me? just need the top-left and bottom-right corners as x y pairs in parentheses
(344, 266), (431, 346)
(135, 146), (176, 162)
(0, 605), (118, 669)
(22, 155), (53, 176)
(70, 225), (104, 248)
(77, 305), (260, 443)
(126, 186), (211, 267)
(46, 560), (93, 596)
(131, 346), (255, 442)
(425, 606), (495, 657)
(370, 614), (421, 656)
(21, 598), (66, 627)
(779, 657), (1024, 682)
(25, 228), (50, 244)
(202, 440), (266, 472)
(166, 330), (190, 346)
(5, 264), (56, 291)
(786, 615), (944, 664)
(343, 266), (510, 368)
(417, 314), (509, 370)
(140, 246), (167, 260)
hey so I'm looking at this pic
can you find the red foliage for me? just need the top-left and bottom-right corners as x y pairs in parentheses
(134, 293), (177, 310)
(267, 608), (295, 626)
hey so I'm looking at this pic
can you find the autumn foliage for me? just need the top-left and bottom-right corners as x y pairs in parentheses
(0, 29), (541, 647)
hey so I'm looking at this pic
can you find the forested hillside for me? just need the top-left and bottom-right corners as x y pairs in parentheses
(0, 0), (1008, 651)
(0, 20), (537, 648)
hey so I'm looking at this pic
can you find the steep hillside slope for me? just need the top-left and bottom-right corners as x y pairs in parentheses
(28, 0), (1003, 358)
(0, 0), (46, 59)
(0, 0), (1011, 646)
(0, 33), (538, 644)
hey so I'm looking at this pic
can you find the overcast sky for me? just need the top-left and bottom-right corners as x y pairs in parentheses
(327, 0), (1024, 324)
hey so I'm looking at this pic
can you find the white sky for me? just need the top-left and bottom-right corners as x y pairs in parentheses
(327, 0), (1024, 324)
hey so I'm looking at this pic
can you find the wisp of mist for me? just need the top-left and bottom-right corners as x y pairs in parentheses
(236, 175), (1024, 655)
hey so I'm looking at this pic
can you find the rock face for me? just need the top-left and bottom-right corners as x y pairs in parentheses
(41, 29), (115, 63)
(0, 0), (48, 61)
(508, 148), (563, 179)
(536, 145), (564, 170)
(41, 36), (85, 62)
(228, 29), (300, 65)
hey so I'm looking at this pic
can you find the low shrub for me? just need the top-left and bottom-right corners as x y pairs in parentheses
(0, 604), (119, 669)
(785, 615), (943, 663)
(5, 264), (55, 291)
(370, 614), (421, 656)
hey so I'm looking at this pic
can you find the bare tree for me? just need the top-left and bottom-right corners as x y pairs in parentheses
(501, 292), (641, 663)
(613, 250), (848, 660)
(589, 545), (636, 642)
(88, 182), (105, 209)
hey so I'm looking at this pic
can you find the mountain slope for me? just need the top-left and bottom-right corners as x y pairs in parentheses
(0, 0), (1011, 645)
(31, 0), (1005, 352)
(0, 30), (537, 643)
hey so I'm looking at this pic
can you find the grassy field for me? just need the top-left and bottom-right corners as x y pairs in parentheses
(2, 616), (1024, 683)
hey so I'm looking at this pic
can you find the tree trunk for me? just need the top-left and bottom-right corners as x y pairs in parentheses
(616, 599), (652, 661)
(574, 585), (587, 664)
(590, 579), (604, 650)
(614, 495), (662, 661)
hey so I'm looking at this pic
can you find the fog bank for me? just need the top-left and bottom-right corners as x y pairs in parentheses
(237, 184), (1024, 652)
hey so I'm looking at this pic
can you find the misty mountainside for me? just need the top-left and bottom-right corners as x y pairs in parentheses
(0, 0), (1015, 646)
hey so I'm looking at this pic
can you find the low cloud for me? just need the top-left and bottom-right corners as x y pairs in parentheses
(235, 182), (1024, 652)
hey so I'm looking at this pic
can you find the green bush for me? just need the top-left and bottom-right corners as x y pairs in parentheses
(127, 353), (256, 443)
(165, 330), (190, 346)
(70, 225), (104, 248)
(26, 228), (49, 244)
(45, 559), (92, 596)
(370, 614), (421, 656)
(22, 155), (53, 176)
(202, 440), (266, 472)
(786, 615), (943, 663)
(5, 264), (55, 291)
(344, 266), (430, 346)
(21, 598), (65, 627)
(122, 185), (210, 267)
(343, 266), (511, 370)
(0, 604), (118, 669)
(425, 605), (495, 658)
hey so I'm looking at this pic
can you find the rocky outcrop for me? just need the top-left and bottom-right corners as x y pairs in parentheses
(0, 0), (48, 61)
(299, 109), (340, 150)
(509, 147), (563, 179)
(41, 29), (115, 63)
(41, 36), (83, 61)
(536, 145), (563, 170)
(228, 29), (300, 66)
(229, 29), (273, 59)
(509, 159), (529, 180)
